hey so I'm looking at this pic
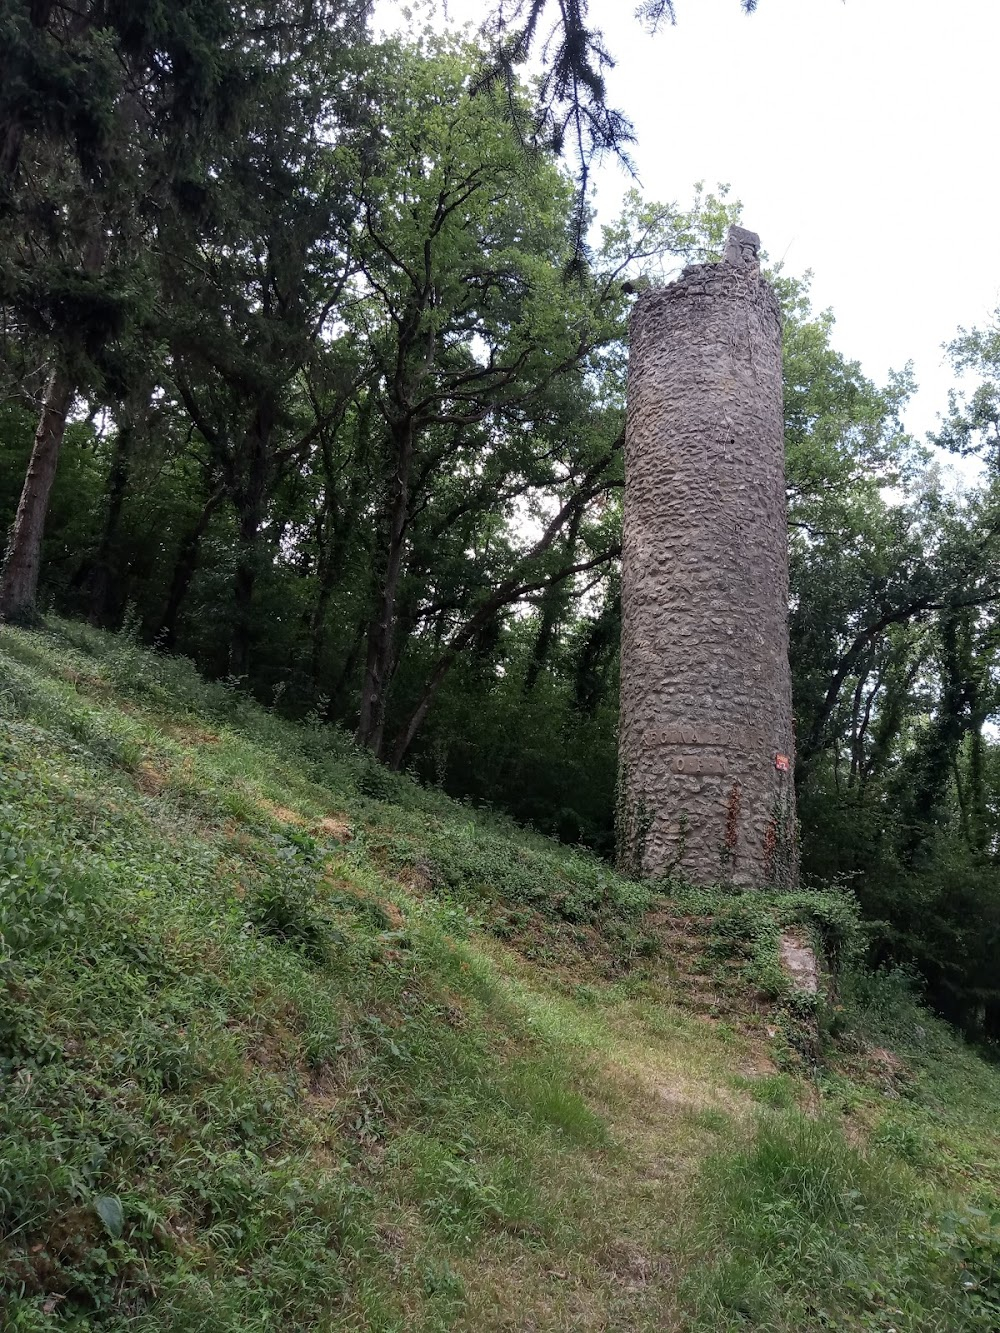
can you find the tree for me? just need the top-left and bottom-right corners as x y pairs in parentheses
(325, 40), (742, 759)
(0, 0), (242, 621)
(476, 0), (758, 256)
(334, 35), (619, 753)
(160, 0), (369, 676)
(936, 309), (1000, 471)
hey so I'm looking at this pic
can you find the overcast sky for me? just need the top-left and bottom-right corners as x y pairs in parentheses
(378, 0), (1000, 443)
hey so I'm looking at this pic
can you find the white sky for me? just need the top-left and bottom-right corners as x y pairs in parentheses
(378, 0), (1000, 443)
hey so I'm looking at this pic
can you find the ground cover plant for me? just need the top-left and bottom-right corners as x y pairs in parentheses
(0, 620), (998, 1330)
(3, 10), (1000, 1043)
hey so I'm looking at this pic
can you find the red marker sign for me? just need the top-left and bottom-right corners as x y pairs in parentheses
(775, 753), (790, 772)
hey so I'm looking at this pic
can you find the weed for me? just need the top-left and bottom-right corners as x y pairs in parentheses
(731, 1073), (797, 1108)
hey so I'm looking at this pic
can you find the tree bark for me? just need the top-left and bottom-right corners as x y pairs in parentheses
(228, 408), (273, 679)
(356, 418), (413, 754)
(309, 454), (367, 688)
(86, 416), (136, 627)
(967, 718), (989, 853)
(0, 366), (75, 621)
(0, 221), (105, 622)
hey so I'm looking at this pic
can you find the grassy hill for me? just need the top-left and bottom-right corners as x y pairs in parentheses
(1, 620), (998, 1331)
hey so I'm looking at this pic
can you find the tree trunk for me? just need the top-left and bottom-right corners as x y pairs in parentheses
(155, 480), (225, 650)
(0, 222), (105, 623)
(229, 507), (261, 680)
(309, 477), (365, 688)
(86, 417), (136, 627)
(356, 419), (413, 754)
(324, 617), (367, 721)
(228, 409), (273, 680)
(388, 632), (469, 770)
(967, 719), (988, 853)
(0, 366), (75, 621)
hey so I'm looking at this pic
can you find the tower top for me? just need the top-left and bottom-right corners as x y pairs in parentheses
(724, 225), (761, 270)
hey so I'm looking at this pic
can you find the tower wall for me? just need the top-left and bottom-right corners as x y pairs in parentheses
(618, 227), (796, 885)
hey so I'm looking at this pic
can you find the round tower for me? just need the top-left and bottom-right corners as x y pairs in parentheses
(617, 226), (796, 886)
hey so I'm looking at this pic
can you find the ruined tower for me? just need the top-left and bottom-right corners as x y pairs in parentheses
(617, 226), (796, 886)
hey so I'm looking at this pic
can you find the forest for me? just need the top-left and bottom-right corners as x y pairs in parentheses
(1, 0), (999, 1045)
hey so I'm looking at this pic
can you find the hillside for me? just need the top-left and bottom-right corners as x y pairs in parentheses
(1, 621), (998, 1332)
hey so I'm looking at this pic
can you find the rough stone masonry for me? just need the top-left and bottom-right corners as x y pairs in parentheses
(617, 225), (797, 886)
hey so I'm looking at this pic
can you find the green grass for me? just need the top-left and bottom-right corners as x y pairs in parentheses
(680, 1112), (998, 1331)
(0, 619), (997, 1330)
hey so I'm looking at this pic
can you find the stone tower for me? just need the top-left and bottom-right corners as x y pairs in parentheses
(617, 226), (796, 886)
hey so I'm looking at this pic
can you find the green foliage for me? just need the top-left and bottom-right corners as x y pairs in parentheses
(245, 834), (333, 963)
(702, 884), (862, 1002)
(0, 0), (998, 1049)
(0, 813), (86, 961)
(0, 622), (654, 1325)
(680, 1112), (996, 1331)
(0, 622), (998, 1331)
(801, 759), (1000, 1038)
(362, 809), (659, 974)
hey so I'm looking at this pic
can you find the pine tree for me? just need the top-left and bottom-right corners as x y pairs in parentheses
(0, 0), (241, 620)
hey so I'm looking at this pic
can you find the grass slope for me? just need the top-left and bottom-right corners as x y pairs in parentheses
(0, 621), (997, 1331)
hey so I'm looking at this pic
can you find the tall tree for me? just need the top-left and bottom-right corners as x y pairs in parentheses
(160, 0), (369, 676)
(0, 0), (241, 620)
(331, 41), (740, 756)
